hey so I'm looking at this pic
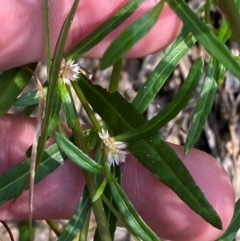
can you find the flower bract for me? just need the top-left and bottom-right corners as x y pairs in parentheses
(59, 58), (80, 85)
(99, 129), (128, 166)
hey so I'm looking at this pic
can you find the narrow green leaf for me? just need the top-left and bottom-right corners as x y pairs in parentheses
(14, 87), (48, 106)
(185, 57), (218, 153)
(217, 18), (232, 43)
(0, 143), (64, 205)
(36, 0), (80, 169)
(47, 87), (62, 136)
(0, 63), (37, 115)
(216, 199), (240, 241)
(107, 172), (160, 241)
(92, 177), (108, 203)
(57, 187), (91, 241)
(117, 58), (204, 142)
(100, 1), (164, 70)
(59, 81), (75, 128)
(43, 0), (51, 77)
(0, 68), (19, 89)
(167, 0), (240, 80)
(55, 133), (105, 174)
(66, 0), (143, 60)
(132, 32), (196, 113)
(77, 74), (222, 229)
(83, 128), (99, 151)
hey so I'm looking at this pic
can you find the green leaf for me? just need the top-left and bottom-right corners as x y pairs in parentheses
(19, 220), (36, 241)
(92, 177), (108, 203)
(167, 0), (240, 80)
(77, 74), (222, 229)
(57, 187), (91, 241)
(58, 81), (75, 128)
(66, 0), (143, 60)
(216, 199), (240, 241)
(185, 57), (218, 153)
(83, 128), (99, 151)
(100, 1), (164, 70)
(217, 18), (232, 43)
(132, 32), (196, 113)
(36, 0), (80, 170)
(55, 133), (105, 174)
(107, 171), (160, 241)
(0, 143), (64, 205)
(117, 58), (204, 142)
(14, 87), (48, 106)
(0, 63), (37, 115)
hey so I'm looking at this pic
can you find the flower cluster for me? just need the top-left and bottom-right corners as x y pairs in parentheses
(59, 58), (80, 85)
(99, 129), (128, 166)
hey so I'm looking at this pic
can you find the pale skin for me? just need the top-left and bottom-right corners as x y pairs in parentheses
(0, 1), (235, 241)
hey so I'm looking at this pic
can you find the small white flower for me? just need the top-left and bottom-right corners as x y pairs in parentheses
(59, 58), (80, 85)
(99, 129), (128, 166)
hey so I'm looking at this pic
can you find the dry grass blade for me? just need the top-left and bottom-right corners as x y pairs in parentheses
(25, 67), (45, 240)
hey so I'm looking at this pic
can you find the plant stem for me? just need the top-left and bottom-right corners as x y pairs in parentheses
(46, 220), (61, 237)
(68, 88), (111, 241)
(205, 0), (211, 24)
(72, 80), (101, 131)
(79, 209), (91, 241)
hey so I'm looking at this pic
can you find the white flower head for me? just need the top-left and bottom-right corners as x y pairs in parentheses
(99, 129), (128, 166)
(59, 58), (80, 85)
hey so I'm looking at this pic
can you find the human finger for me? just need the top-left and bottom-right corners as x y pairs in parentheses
(0, 114), (234, 241)
(0, 0), (181, 71)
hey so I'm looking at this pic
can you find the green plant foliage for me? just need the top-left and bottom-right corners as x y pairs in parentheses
(132, 31), (196, 113)
(106, 170), (160, 241)
(59, 81), (76, 128)
(55, 133), (105, 174)
(57, 188), (91, 241)
(0, 143), (64, 205)
(67, 0), (143, 60)
(2, 0), (240, 240)
(216, 199), (240, 241)
(167, 0), (240, 80)
(185, 57), (218, 153)
(100, 1), (165, 69)
(77, 74), (222, 229)
(0, 63), (37, 115)
(14, 87), (48, 106)
(117, 58), (203, 142)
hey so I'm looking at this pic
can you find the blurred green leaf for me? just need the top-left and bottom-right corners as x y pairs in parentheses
(0, 64), (37, 115)
(0, 143), (64, 205)
(167, 0), (240, 80)
(58, 187), (91, 241)
(77, 74), (222, 229)
(67, 0), (143, 60)
(217, 18), (232, 43)
(14, 87), (48, 106)
(59, 81), (75, 128)
(55, 133), (105, 174)
(185, 57), (218, 153)
(92, 177), (108, 203)
(216, 199), (240, 241)
(107, 171), (160, 241)
(100, 1), (164, 70)
(19, 221), (36, 241)
(118, 58), (203, 142)
(133, 32), (196, 113)
(36, 0), (80, 170)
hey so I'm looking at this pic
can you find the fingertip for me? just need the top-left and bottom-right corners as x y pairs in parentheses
(122, 144), (234, 241)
